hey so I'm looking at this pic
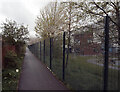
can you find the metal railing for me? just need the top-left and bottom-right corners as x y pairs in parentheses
(28, 16), (119, 91)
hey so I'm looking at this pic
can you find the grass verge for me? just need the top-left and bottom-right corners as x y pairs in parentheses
(43, 54), (119, 90)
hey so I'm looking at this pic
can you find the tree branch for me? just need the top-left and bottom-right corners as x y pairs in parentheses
(93, 1), (108, 15)
(92, 0), (119, 28)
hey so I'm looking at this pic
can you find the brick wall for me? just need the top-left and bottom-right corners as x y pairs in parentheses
(2, 45), (16, 68)
(74, 32), (101, 55)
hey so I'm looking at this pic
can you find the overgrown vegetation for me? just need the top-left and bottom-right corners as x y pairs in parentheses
(1, 19), (28, 90)
(2, 45), (26, 90)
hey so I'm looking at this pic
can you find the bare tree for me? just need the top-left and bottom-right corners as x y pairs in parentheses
(35, 2), (67, 39)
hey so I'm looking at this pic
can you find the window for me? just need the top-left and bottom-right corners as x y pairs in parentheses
(87, 39), (92, 43)
(78, 40), (80, 44)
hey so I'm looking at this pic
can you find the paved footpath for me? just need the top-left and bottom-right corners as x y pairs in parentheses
(18, 48), (68, 90)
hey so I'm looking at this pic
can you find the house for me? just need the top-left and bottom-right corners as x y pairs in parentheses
(73, 31), (101, 55)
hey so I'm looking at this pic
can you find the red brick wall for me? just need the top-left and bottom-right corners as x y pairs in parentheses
(2, 45), (16, 68)
(74, 32), (101, 55)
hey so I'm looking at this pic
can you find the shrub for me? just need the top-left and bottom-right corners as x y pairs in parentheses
(4, 50), (18, 69)
(2, 69), (20, 90)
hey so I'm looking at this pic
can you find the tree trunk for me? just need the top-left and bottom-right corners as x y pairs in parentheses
(116, 3), (120, 92)
(116, 2), (120, 61)
(118, 19), (120, 61)
(66, 32), (70, 68)
(66, 2), (71, 68)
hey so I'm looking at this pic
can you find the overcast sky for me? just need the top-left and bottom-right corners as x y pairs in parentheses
(0, 0), (53, 37)
(0, 0), (103, 37)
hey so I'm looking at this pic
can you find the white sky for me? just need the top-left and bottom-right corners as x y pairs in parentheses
(0, 0), (114, 37)
(0, 0), (80, 37)
(0, 0), (53, 37)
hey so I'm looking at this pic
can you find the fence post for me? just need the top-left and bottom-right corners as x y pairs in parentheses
(31, 45), (32, 52)
(40, 41), (41, 61)
(32, 44), (33, 53)
(33, 44), (34, 53)
(35, 43), (37, 56)
(35, 43), (37, 57)
(32, 44), (34, 53)
(63, 32), (65, 81)
(34, 43), (36, 55)
(34, 43), (35, 55)
(36, 42), (39, 57)
(103, 15), (109, 91)
(43, 40), (45, 63)
(50, 37), (52, 69)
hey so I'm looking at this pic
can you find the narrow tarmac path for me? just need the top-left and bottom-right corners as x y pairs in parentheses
(18, 48), (68, 90)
